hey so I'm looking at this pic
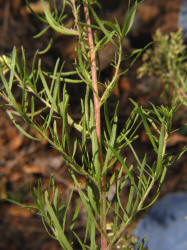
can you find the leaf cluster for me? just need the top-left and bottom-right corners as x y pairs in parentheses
(137, 29), (187, 107)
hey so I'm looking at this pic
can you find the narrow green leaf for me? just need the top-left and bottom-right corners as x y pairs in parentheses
(33, 25), (50, 38)
(46, 71), (59, 129)
(40, 0), (79, 36)
(113, 202), (119, 235)
(131, 100), (158, 153)
(89, 5), (117, 47)
(87, 185), (98, 215)
(155, 119), (167, 179)
(103, 20), (121, 36)
(62, 190), (73, 232)
(39, 66), (53, 103)
(108, 145), (139, 193)
(38, 37), (54, 54)
(73, 231), (87, 250)
(77, 44), (92, 85)
(94, 31), (116, 54)
(104, 101), (112, 137)
(51, 120), (61, 146)
(9, 47), (17, 90)
(25, 0), (47, 23)
(53, 187), (59, 211)
(90, 218), (97, 249)
(78, 189), (100, 232)
(45, 192), (73, 250)
(5, 198), (37, 211)
(0, 57), (28, 121)
(158, 164), (167, 189)
(125, 185), (135, 217)
(102, 103), (118, 174)
(116, 167), (126, 216)
(121, 0), (139, 38)
(175, 145), (187, 161)
(140, 192), (160, 210)
(7, 111), (39, 140)
(70, 199), (81, 231)
(99, 45), (122, 107)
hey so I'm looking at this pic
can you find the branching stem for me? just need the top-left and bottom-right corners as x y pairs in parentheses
(83, 2), (100, 147)
(83, 2), (107, 249)
(70, 0), (81, 35)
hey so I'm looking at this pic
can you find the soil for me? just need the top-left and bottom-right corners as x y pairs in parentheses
(0, 0), (186, 249)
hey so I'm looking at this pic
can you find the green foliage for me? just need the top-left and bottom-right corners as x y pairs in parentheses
(137, 29), (187, 107)
(0, 0), (186, 249)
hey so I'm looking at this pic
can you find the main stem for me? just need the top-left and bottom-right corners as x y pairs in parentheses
(83, 2), (107, 249)
(83, 4), (100, 145)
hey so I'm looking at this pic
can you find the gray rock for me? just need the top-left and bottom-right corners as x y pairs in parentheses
(134, 193), (187, 250)
(179, 0), (187, 40)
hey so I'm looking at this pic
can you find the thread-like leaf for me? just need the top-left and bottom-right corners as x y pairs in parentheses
(44, 191), (73, 249)
(89, 5), (117, 47)
(7, 111), (39, 140)
(121, 0), (139, 38)
(131, 100), (158, 153)
(102, 103), (118, 174)
(40, 0), (79, 36)
(155, 118), (167, 179)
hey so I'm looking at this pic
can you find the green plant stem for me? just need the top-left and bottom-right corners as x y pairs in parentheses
(99, 44), (122, 107)
(83, 2), (107, 249)
(137, 177), (155, 211)
(70, 0), (87, 59)
(70, 0), (80, 35)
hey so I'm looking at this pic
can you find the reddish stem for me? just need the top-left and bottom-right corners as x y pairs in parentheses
(83, 2), (107, 249)
(83, 3), (100, 145)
